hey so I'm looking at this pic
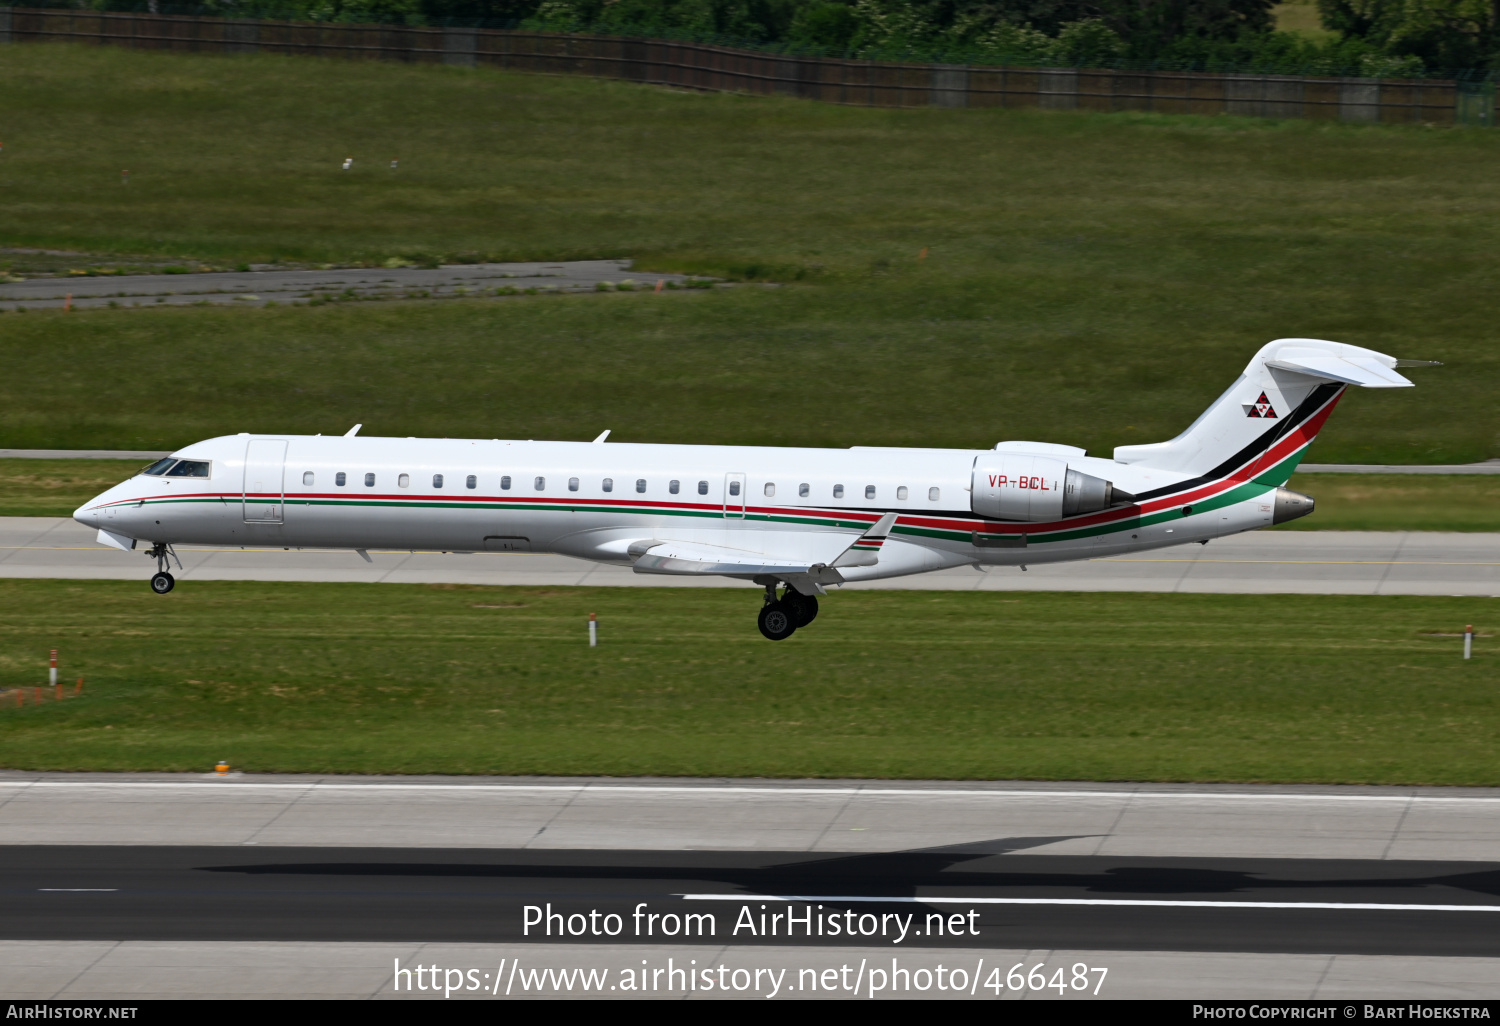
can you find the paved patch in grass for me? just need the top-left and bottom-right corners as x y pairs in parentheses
(0, 46), (1494, 462)
(0, 580), (1492, 783)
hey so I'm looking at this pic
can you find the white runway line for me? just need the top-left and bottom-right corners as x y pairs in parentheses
(680, 895), (1500, 913)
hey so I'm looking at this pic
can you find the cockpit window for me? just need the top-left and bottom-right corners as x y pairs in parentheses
(164, 460), (212, 478)
(141, 458), (177, 477)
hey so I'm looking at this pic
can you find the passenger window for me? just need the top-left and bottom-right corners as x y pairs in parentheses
(669, 480), (680, 494)
(865, 485), (876, 499)
(568, 477), (579, 492)
(303, 472), (315, 486)
(635, 478), (647, 493)
(897, 486), (908, 500)
(603, 478), (613, 493)
(141, 458), (176, 477)
(398, 474), (410, 488)
(433, 474), (444, 489)
(497, 476), (507, 490)
(833, 484), (844, 499)
(468, 475), (479, 490)
(165, 460), (211, 478)
(364, 473), (375, 487)
(929, 486), (940, 501)
(764, 482), (775, 497)
(697, 480), (708, 495)
(729, 481), (741, 497)
(535, 476), (545, 491)
(336, 472), (347, 487)
(798, 483), (809, 497)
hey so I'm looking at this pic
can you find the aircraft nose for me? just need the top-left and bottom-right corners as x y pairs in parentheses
(73, 495), (105, 528)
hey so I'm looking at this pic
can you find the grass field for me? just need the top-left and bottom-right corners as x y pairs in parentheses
(0, 580), (1492, 783)
(2, 459), (1493, 530)
(0, 44), (1497, 463)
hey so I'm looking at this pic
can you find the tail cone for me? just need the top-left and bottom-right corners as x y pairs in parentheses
(1272, 487), (1315, 524)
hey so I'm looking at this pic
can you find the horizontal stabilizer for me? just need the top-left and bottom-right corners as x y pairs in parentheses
(1265, 350), (1412, 388)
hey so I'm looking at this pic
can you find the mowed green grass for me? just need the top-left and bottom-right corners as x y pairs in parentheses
(3, 460), (1494, 530)
(0, 580), (1492, 783)
(0, 44), (1497, 462)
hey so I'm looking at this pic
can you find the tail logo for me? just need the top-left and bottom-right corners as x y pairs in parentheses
(1244, 392), (1278, 419)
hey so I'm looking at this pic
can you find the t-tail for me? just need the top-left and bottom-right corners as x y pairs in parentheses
(1112, 338), (1424, 522)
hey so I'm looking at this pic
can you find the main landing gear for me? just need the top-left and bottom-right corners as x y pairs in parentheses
(146, 542), (182, 595)
(757, 582), (818, 641)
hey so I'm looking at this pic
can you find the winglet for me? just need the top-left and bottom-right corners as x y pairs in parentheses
(830, 512), (898, 568)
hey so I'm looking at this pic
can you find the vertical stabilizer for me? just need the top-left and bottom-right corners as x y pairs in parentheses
(1112, 339), (1411, 486)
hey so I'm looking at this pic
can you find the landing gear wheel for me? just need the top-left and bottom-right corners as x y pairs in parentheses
(757, 602), (796, 641)
(781, 591), (818, 628)
(150, 571), (175, 595)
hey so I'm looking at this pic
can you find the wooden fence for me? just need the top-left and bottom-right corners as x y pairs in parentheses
(0, 6), (1484, 125)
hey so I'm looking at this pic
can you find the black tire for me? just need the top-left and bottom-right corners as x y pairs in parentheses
(782, 591), (819, 628)
(757, 602), (796, 641)
(150, 571), (175, 595)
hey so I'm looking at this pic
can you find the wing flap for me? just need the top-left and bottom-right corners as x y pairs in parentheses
(631, 514), (903, 579)
(633, 541), (815, 577)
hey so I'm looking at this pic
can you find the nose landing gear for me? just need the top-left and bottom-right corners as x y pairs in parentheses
(756, 582), (819, 641)
(145, 542), (182, 595)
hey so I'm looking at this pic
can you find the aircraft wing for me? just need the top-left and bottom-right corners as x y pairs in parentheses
(632, 513), (899, 581)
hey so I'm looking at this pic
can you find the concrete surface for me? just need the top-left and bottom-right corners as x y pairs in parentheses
(0, 940), (1496, 999)
(3, 517), (1497, 595)
(1, 776), (1495, 861)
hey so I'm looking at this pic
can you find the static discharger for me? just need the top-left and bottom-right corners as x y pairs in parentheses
(215, 761), (230, 776)
(589, 612), (598, 648)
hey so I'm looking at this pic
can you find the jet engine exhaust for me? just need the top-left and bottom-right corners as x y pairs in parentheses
(1063, 469), (1134, 516)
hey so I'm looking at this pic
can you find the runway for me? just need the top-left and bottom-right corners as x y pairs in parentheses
(1, 776), (1497, 999)
(3, 845), (1498, 956)
(3, 517), (1498, 595)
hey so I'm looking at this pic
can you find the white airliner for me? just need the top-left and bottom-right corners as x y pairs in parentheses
(75, 338), (1422, 639)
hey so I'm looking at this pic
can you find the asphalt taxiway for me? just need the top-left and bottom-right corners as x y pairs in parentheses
(1, 777), (1496, 999)
(3, 517), (1498, 595)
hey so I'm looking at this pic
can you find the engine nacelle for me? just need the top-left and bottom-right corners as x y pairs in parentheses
(971, 455), (1130, 522)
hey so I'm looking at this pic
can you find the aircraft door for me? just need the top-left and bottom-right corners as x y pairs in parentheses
(723, 472), (746, 518)
(242, 438), (287, 524)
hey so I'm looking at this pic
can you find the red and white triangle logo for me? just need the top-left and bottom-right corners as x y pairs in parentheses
(1247, 391), (1277, 419)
